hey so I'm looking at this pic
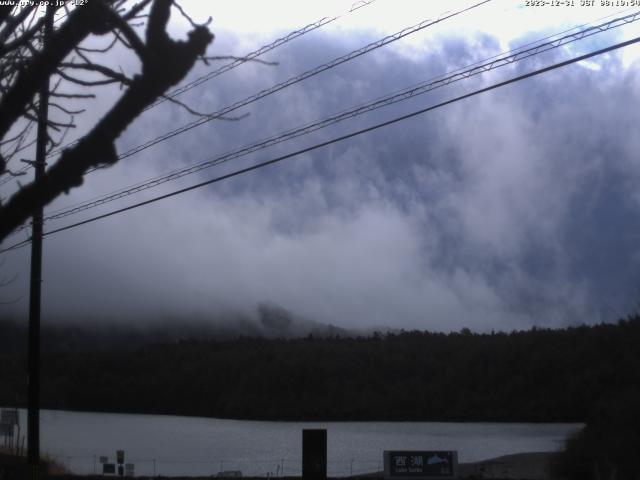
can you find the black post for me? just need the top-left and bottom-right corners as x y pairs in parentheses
(302, 429), (327, 480)
(27, 7), (53, 480)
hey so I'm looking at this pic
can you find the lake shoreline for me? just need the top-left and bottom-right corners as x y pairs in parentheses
(2, 409), (579, 477)
(3, 450), (560, 480)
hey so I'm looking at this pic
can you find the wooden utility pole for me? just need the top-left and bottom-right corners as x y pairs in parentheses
(27, 7), (53, 479)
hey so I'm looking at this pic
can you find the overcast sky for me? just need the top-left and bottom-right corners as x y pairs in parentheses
(2, 0), (640, 332)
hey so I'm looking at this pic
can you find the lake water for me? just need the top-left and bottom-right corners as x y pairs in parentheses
(8, 409), (582, 477)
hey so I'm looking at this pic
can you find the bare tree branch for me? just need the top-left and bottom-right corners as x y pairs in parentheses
(60, 61), (133, 85)
(0, 16), (46, 57)
(171, 0), (211, 29)
(0, 5), (37, 45)
(50, 92), (96, 99)
(49, 102), (85, 116)
(123, 0), (153, 20)
(0, 0), (214, 241)
(76, 34), (119, 53)
(102, 6), (147, 59)
(161, 93), (249, 120)
(0, 0), (116, 145)
(0, 6), (13, 26)
(56, 67), (125, 87)
(2, 168), (27, 178)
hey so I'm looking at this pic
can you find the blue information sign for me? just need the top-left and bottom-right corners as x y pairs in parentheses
(384, 451), (458, 479)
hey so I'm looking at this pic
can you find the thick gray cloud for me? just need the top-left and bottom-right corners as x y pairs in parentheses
(1, 20), (640, 332)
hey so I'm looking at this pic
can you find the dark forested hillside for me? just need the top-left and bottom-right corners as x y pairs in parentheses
(0, 304), (351, 355)
(1, 317), (639, 422)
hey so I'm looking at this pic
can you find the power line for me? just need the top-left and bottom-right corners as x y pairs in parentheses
(0, 0), (379, 183)
(0, 237), (31, 254)
(0, 33), (633, 252)
(32, 0), (491, 216)
(0, 0), (487, 194)
(145, 0), (378, 111)
(88, 0), (492, 167)
(20, 7), (637, 222)
(0, 164), (30, 187)
(39, 9), (640, 224)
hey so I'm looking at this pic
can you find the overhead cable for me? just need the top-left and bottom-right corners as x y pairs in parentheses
(90, 0), (492, 165)
(1, 33), (635, 254)
(15, 0), (486, 187)
(41, 9), (640, 223)
(145, 0), (378, 110)
(1, 0), (378, 183)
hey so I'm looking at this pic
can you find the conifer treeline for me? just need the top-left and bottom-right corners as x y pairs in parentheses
(1, 317), (639, 421)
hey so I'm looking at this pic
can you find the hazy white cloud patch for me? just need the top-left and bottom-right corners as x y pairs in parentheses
(3, 16), (640, 332)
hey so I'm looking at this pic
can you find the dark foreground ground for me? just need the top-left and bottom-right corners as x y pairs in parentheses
(1, 452), (559, 480)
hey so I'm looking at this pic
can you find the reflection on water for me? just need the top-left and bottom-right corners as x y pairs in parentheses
(13, 409), (581, 477)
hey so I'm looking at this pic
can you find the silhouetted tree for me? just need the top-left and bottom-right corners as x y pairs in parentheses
(0, 0), (214, 242)
(554, 389), (640, 480)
